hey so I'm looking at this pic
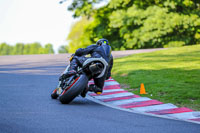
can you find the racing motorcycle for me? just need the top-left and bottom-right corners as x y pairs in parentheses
(51, 57), (108, 104)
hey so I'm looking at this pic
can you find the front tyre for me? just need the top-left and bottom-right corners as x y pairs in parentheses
(51, 89), (59, 99)
(59, 74), (88, 104)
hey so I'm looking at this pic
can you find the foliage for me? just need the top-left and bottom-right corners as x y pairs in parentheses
(0, 43), (13, 55)
(112, 45), (200, 110)
(66, 0), (200, 52)
(43, 43), (55, 54)
(66, 17), (93, 53)
(0, 42), (54, 55)
(58, 45), (69, 53)
(109, 6), (200, 49)
(68, 0), (103, 18)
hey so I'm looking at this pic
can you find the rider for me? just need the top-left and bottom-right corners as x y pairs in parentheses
(60, 38), (113, 96)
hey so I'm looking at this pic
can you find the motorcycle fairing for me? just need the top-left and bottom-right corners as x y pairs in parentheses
(82, 58), (108, 78)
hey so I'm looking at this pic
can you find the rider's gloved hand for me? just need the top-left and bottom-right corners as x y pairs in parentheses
(59, 73), (67, 81)
(62, 70), (77, 79)
(59, 75), (63, 81)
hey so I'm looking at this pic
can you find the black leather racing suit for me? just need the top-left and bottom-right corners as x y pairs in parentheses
(69, 44), (113, 91)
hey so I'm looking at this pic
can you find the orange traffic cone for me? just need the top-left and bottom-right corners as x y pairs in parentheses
(140, 83), (146, 94)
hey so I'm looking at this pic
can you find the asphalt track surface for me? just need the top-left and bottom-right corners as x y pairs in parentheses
(0, 49), (200, 133)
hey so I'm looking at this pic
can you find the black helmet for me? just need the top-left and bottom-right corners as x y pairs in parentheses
(96, 38), (109, 46)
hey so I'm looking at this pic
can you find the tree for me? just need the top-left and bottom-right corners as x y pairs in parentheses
(68, 0), (104, 18)
(29, 42), (42, 54)
(58, 45), (69, 53)
(66, 0), (200, 51)
(0, 42), (55, 55)
(0, 43), (13, 55)
(67, 17), (93, 52)
(23, 44), (31, 55)
(44, 43), (55, 54)
(13, 43), (24, 55)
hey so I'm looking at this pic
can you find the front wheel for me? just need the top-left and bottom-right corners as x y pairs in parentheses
(51, 89), (59, 99)
(59, 74), (88, 104)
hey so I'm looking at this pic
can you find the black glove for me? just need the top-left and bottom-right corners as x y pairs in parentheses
(60, 70), (77, 80)
(59, 74), (65, 81)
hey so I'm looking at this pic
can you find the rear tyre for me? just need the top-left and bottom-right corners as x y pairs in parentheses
(59, 74), (88, 104)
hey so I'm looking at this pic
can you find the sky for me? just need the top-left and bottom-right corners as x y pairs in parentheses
(0, 0), (77, 53)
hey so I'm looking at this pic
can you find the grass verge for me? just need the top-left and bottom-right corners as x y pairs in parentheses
(112, 45), (200, 110)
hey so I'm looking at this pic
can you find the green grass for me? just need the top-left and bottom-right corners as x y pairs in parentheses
(112, 45), (200, 111)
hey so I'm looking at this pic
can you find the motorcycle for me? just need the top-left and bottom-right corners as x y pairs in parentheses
(51, 57), (108, 104)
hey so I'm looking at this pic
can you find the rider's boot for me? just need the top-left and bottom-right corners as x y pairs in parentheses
(81, 83), (103, 97)
(88, 84), (103, 95)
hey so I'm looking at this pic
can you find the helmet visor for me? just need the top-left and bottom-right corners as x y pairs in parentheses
(97, 40), (107, 46)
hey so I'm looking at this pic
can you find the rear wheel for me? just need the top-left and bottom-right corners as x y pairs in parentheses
(59, 74), (88, 104)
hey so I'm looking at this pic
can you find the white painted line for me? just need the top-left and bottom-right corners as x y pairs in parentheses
(130, 103), (177, 112)
(106, 97), (152, 105)
(166, 111), (200, 120)
(93, 92), (134, 100)
(89, 79), (114, 84)
(105, 78), (114, 81)
(103, 89), (124, 93)
(104, 81), (119, 87)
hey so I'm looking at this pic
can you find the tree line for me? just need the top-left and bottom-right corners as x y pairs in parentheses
(0, 42), (54, 55)
(61, 0), (200, 53)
